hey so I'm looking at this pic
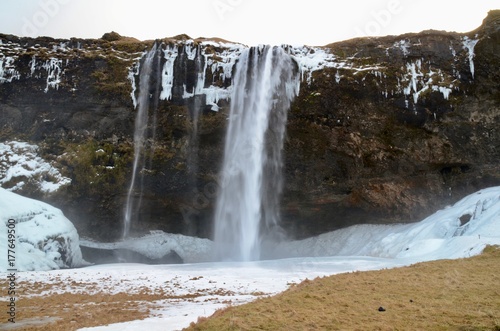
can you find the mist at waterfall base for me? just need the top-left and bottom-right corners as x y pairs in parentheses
(119, 44), (300, 261)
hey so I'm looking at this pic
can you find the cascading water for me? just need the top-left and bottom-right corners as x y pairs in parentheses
(185, 45), (206, 236)
(213, 45), (299, 261)
(123, 44), (160, 239)
(187, 45), (205, 184)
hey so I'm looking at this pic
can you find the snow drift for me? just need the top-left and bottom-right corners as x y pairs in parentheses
(80, 231), (213, 264)
(83, 186), (500, 265)
(0, 187), (85, 271)
(1, 186), (499, 272)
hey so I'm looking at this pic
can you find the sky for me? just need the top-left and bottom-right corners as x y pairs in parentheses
(0, 0), (498, 46)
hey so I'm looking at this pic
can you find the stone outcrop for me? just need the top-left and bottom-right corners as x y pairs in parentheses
(0, 11), (499, 241)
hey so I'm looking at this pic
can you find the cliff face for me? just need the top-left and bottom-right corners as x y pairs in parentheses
(283, 12), (500, 237)
(1, 11), (499, 241)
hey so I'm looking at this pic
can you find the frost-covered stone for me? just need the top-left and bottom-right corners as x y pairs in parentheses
(0, 187), (86, 271)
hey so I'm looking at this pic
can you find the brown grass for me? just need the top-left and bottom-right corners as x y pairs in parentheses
(12, 292), (151, 330)
(7, 278), (174, 331)
(186, 246), (500, 331)
(6, 272), (239, 330)
(9, 277), (222, 330)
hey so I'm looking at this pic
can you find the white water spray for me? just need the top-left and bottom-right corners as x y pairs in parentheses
(123, 45), (158, 239)
(213, 46), (299, 261)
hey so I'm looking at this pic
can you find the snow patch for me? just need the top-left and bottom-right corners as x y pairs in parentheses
(197, 41), (245, 110)
(394, 39), (411, 56)
(287, 45), (337, 84)
(400, 59), (456, 106)
(0, 141), (71, 193)
(432, 85), (452, 100)
(157, 40), (243, 109)
(184, 41), (197, 61)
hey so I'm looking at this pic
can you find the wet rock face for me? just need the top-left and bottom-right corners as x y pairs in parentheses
(282, 12), (500, 238)
(1, 11), (499, 241)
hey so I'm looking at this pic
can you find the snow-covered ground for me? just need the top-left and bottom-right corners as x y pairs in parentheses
(1, 186), (499, 330)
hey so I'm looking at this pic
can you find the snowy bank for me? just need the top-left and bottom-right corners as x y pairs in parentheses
(271, 186), (500, 261)
(0, 187), (85, 271)
(81, 186), (500, 266)
(80, 231), (214, 264)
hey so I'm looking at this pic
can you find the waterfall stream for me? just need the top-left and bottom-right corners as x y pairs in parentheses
(123, 45), (159, 239)
(213, 46), (299, 261)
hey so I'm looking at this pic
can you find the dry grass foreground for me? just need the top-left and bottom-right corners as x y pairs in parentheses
(5, 284), (169, 330)
(187, 246), (500, 331)
(7, 277), (233, 330)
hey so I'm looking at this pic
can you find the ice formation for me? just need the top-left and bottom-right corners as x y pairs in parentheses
(462, 36), (479, 78)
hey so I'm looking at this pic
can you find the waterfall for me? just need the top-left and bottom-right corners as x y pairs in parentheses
(185, 45), (206, 236)
(123, 44), (160, 239)
(213, 45), (299, 261)
(187, 45), (205, 181)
